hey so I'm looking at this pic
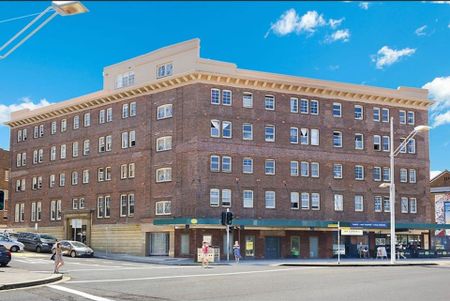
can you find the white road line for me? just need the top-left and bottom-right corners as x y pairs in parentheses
(48, 284), (116, 301)
(32, 265), (203, 273)
(67, 267), (309, 284)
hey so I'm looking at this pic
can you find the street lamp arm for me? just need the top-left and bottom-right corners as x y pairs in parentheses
(393, 130), (417, 157)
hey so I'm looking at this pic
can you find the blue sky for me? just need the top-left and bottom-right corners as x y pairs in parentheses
(0, 1), (449, 176)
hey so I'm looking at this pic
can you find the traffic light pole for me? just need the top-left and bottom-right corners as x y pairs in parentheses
(226, 208), (230, 262)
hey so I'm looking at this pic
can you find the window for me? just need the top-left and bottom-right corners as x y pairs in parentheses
(265, 159), (275, 175)
(265, 95), (275, 110)
(33, 126), (38, 138)
(333, 131), (342, 148)
(56, 199), (62, 220)
(22, 128), (27, 140)
(210, 155), (220, 172)
(121, 132), (128, 149)
(382, 108), (389, 122)
(120, 193), (135, 217)
(383, 196), (390, 212)
(99, 137), (106, 152)
(300, 99), (309, 114)
(355, 165), (364, 180)
(99, 109), (105, 124)
(373, 167), (381, 181)
(300, 128), (309, 145)
(79, 198), (85, 209)
(38, 149), (43, 163)
(73, 115), (80, 129)
(242, 157), (253, 174)
(374, 196), (382, 212)
(157, 104), (173, 119)
(383, 167), (391, 182)
(72, 171), (78, 185)
(211, 88), (220, 104)
(400, 138), (407, 153)
(33, 150), (38, 164)
(243, 190), (254, 208)
(400, 168), (408, 183)
(60, 144), (66, 159)
(105, 167), (111, 181)
(156, 63), (173, 78)
(72, 142), (79, 157)
(16, 153), (21, 167)
(409, 198), (417, 213)
(156, 136), (172, 152)
(61, 119), (67, 132)
(106, 107), (113, 122)
(243, 92), (253, 108)
(21, 152), (26, 166)
(355, 134), (364, 150)
(72, 198), (78, 210)
(39, 124), (44, 137)
(222, 156), (232, 173)
(156, 168), (172, 182)
(407, 138), (416, 154)
(84, 112), (91, 127)
(311, 162), (320, 178)
(409, 169), (417, 183)
(354, 105), (363, 120)
(373, 135), (381, 151)
(37, 202), (42, 221)
(407, 111), (415, 125)
(333, 164), (343, 179)
(128, 194), (135, 216)
(290, 161), (299, 176)
(222, 90), (232, 106)
(51, 121), (57, 134)
(334, 194), (343, 211)
(300, 161), (309, 177)
(310, 129), (319, 145)
(50, 200), (56, 221)
(17, 129), (23, 142)
(210, 189), (220, 207)
(311, 193), (320, 210)
(290, 192), (299, 209)
(399, 110), (406, 124)
(82, 169), (89, 184)
(333, 103), (342, 117)
(128, 163), (135, 178)
(310, 100), (319, 115)
(355, 195), (364, 212)
(301, 192), (310, 209)
(49, 174), (56, 188)
(222, 189), (231, 207)
(130, 102), (137, 117)
(156, 201), (171, 215)
(290, 127), (298, 144)
(120, 164), (128, 179)
(97, 196), (105, 218)
(210, 120), (220, 137)
(115, 71), (135, 88)
(401, 197), (409, 213)
(97, 168), (104, 182)
(122, 104), (129, 118)
(83, 140), (90, 156)
(265, 191), (276, 208)
(382, 136), (390, 152)
(290, 98), (298, 113)
(122, 131), (135, 148)
(222, 121), (232, 138)
(265, 125), (275, 142)
(373, 107), (380, 121)
(242, 123), (253, 140)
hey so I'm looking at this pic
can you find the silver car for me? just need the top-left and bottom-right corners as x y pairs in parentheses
(0, 235), (24, 252)
(60, 240), (94, 257)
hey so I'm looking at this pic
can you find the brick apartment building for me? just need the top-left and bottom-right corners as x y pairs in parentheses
(6, 39), (438, 258)
(0, 149), (9, 226)
(432, 170), (450, 252)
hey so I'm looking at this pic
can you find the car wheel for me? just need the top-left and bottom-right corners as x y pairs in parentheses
(36, 246), (41, 253)
(70, 251), (77, 258)
(10, 246), (19, 252)
(0, 263), (6, 267)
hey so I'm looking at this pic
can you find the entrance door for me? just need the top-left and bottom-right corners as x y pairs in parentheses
(149, 233), (169, 256)
(309, 236), (319, 258)
(265, 237), (281, 259)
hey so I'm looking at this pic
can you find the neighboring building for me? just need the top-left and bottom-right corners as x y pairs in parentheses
(431, 170), (450, 251)
(6, 39), (436, 258)
(0, 149), (10, 226)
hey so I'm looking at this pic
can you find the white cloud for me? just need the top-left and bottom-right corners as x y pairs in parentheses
(415, 25), (428, 36)
(0, 97), (51, 124)
(423, 76), (450, 112)
(430, 1), (450, 4)
(372, 46), (416, 69)
(432, 111), (450, 127)
(359, 2), (370, 10)
(431, 170), (442, 180)
(326, 29), (351, 43)
(265, 8), (299, 37)
(329, 18), (344, 29)
(329, 65), (340, 71)
(448, 23), (450, 28)
(297, 10), (326, 33)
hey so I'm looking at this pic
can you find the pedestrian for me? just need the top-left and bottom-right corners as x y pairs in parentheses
(201, 241), (209, 268)
(233, 241), (241, 263)
(52, 242), (64, 274)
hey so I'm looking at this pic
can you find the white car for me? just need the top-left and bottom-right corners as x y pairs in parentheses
(0, 235), (24, 252)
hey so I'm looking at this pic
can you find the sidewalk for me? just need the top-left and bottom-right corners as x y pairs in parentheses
(94, 251), (449, 267)
(0, 267), (62, 291)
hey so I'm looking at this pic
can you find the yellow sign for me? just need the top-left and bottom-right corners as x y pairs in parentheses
(328, 224), (339, 228)
(341, 229), (363, 236)
(246, 241), (254, 250)
(190, 218), (198, 224)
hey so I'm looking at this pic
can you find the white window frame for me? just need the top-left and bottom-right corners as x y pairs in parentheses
(156, 167), (172, 183)
(265, 191), (276, 209)
(354, 105), (364, 120)
(156, 136), (172, 152)
(333, 102), (342, 117)
(243, 190), (254, 208)
(334, 194), (344, 211)
(242, 92), (253, 108)
(355, 195), (364, 212)
(300, 98), (309, 114)
(265, 159), (275, 175)
(355, 133), (364, 150)
(290, 97), (298, 113)
(242, 123), (253, 141)
(264, 95), (275, 111)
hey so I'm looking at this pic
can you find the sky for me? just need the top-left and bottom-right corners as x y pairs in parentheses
(0, 1), (449, 178)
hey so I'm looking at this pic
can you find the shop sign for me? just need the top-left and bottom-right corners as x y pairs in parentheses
(350, 222), (387, 228)
(341, 229), (363, 236)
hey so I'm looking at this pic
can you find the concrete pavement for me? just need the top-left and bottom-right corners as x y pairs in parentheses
(0, 267), (62, 290)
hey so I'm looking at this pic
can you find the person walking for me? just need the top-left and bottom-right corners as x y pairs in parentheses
(233, 241), (241, 263)
(52, 242), (64, 274)
(201, 241), (209, 268)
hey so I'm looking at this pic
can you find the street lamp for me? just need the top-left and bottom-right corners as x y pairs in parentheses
(379, 117), (430, 264)
(0, 1), (88, 59)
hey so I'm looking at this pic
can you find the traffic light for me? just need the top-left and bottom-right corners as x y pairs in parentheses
(221, 211), (233, 225)
(221, 211), (227, 225)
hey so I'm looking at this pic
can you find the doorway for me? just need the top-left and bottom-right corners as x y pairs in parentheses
(264, 237), (281, 259)
(309, 236), (319, 258)
(149, 232), (169, 256)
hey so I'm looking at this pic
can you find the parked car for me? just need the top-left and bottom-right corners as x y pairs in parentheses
(60, 240), (94, 257)
(0, 235), (24, 252)
(17, 232), (57, 253)
(0, 245), (11, 267)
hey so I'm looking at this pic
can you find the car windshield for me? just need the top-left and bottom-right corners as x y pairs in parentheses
(71, 242), (87, 248)
(40, 234), (56, 240)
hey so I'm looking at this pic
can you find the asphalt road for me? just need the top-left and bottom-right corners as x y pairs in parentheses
(2, 252), (450, 301)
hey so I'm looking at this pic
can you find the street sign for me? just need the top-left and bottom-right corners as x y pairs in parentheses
(190, 218), (198, 224)
(341, 229), (363, 236)
(328, 223), (339, 228)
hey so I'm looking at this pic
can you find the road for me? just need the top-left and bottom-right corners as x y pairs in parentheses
(2, 252), (450, 301)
